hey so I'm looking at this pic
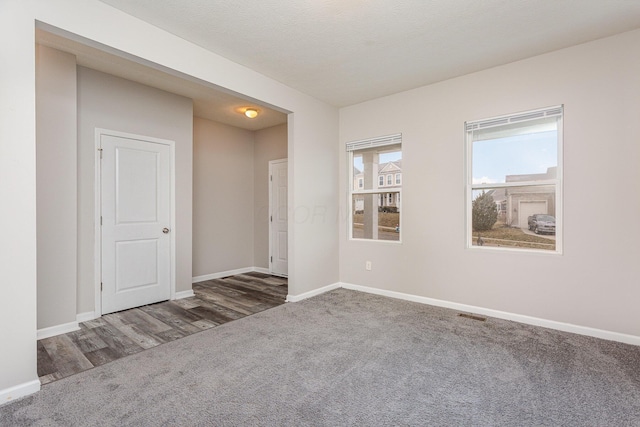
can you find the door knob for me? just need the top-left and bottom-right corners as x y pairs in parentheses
(162, 228), (170, 234)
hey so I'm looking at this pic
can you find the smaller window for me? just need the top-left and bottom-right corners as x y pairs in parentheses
(395, 173), (401, 185)
(358, 178), (364, 189)
(347, 133), (402, 242)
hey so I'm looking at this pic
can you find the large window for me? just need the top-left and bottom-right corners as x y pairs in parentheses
(466, 106), (562, 252)
(348, 134), (402, 242)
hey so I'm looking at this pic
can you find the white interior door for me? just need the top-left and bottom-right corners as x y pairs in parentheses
(269, 159), (288, 276)
(101, 133), (172, 314)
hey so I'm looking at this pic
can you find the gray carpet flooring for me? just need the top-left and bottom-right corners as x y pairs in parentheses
(2, 289), (640, 426)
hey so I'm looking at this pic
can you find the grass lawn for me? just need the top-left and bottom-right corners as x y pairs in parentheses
(473, 221), (555, 250)
(353, 212), (399, 228)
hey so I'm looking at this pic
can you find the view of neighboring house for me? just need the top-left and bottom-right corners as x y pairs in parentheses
(486, 166), (556, 228)
(353, 160), (402, 212)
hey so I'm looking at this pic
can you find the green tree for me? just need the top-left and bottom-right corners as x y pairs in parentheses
(472, 191), (498, 231)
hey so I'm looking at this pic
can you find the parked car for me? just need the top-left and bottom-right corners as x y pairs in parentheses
(527, 214), (556, 235)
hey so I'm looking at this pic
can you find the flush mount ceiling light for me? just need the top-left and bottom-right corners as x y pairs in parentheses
(244, 108), (259, 119)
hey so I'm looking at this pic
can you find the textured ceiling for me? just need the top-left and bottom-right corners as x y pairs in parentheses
(97, 0), (640, 107)
(36, 30), (288, 131)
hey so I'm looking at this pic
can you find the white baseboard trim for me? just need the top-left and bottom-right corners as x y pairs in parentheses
(37, 312), (97, 340)
(285, 281), (640, 346)
(192, 266), (279, 284)
(37, 320), (80, 340)
(192, 270), (639, 346)
(192, 267), (255, 283)
(286, 282), (341, 303)
(1, 379), (40, 405)
(174, 290), (195, 300)
(76, 311), (97, 323)
(339, 282), (640, 346)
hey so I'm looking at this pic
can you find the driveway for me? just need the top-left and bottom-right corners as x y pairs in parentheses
(522, 228), (556, 241)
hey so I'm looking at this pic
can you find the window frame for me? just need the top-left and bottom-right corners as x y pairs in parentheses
(465, 106), (563, 254)
(347, 133), (402, 243)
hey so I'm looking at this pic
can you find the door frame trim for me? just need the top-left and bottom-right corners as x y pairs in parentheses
(268, 158), (288, 277)
(94, 128), (176, 316)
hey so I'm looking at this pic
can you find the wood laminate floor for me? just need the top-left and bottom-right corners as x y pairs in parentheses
(37, 272), (287, 385)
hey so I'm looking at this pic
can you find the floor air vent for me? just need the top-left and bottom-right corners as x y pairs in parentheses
(458, 313), (487, 322)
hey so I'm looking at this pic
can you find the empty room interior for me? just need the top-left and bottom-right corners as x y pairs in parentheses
(2, 0), (640, 425)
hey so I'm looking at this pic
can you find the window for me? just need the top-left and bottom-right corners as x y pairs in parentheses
(395, 173), (401, 185)
(466, 106), (562, 252)
(348, 133), (402, 242)
(358, 178), (364, 189)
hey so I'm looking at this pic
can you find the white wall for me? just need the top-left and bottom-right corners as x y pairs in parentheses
(254, 124), (288, 269)
(339, 30), (640, 337)
(1, 0), (338, 400)
(36, 45), (78, 330)
(193, 117), (255, 276)
(77, 67), (194, 311)
(0, 1), (40, 400)
(289, 110), (340, 294)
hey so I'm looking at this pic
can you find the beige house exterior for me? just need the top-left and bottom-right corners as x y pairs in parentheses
(353, 160), (402, 212)
(487, 167), (556, 228)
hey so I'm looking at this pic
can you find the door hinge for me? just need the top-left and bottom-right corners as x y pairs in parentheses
(100, 216), (102, 226)
(100, 282), (103, 291)
(270, 256), (273, 263)
(270, 215), (273, 222)
(98, 148), (103, 159)
(270, 175), (272, 181)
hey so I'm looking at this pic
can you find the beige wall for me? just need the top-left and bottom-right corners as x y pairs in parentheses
(339, 29), (640, 336)
(35, 45), (78, 329)
(254, 124), (288, 269)
(77, 67), (194, 313)
(192, 120), (288, 276)
(193, 117), (255, 277)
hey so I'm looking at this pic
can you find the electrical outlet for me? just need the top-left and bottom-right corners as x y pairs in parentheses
(365, 261), (372, 271)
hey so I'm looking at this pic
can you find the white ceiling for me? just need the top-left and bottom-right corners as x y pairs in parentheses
(36, 30), (288, 131)
(97, 0), (640, 107)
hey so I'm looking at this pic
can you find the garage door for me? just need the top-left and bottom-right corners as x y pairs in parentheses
(519, 201), (547, 229)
